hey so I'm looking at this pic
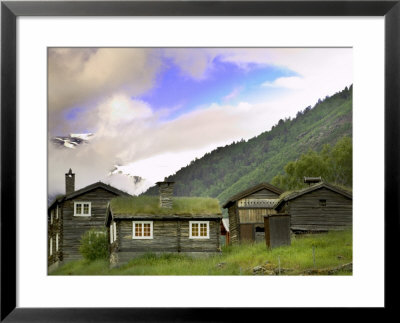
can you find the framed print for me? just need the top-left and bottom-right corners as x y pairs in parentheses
(1, 0), (399, 321)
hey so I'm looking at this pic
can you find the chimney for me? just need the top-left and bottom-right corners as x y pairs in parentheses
(156, 181), (175, 208)
(65, 168), (75, 195)
(303, 176), (322, 186)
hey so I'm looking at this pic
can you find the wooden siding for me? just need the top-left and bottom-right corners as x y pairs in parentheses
(62, 188), (119, 261)
(283, 187), (352, 231)
(245, 188), (280, 199)
(238, 208), (277, 223)
(228, 204), (240, 244)
(117, 219), (220, 254)
(48, 204), (62, 265)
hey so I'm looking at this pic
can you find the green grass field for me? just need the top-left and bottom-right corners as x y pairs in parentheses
(50, 230), (352, 276)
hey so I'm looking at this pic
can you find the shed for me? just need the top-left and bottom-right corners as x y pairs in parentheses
(105, 182), (222, 265)
(222, 183), (283, 244)
(274, 182), (352, 232)
(48, 169), (130, 267)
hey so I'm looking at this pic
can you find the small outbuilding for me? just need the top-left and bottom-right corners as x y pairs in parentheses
(222, 183), (283, 244)
(105, 182), (223, 265)
(274, 182), (352, 233)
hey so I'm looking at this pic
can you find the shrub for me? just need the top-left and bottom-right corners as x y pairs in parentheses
(79, 228), (108, 261)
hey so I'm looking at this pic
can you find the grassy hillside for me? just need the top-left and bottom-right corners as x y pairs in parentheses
(144, 86), (352, 206)
(50, 230), (352, 275)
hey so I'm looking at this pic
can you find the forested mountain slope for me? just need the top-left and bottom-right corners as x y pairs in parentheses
(144, 86), (352, 205)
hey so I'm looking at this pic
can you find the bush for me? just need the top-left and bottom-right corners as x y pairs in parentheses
(79, 228), (108, 261)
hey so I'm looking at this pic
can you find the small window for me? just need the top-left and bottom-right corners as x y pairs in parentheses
(49, 237), (53, 256)
(190, 221), (210, 239)
(319, 199), (327, 207)
(132, 221), (153, 239)
(56, 205), (59, 219)
(113, 222), (117, 242)
(74, 202), (91, 217)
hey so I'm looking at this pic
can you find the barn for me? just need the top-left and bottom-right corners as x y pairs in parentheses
(222, 183), (283, 244)
(48, 169), (130, 268)
(274, 181), (352, 233)
(105, 182), (223, 265)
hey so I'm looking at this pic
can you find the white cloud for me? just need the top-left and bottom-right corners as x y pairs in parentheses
(262, 76), (305, 90)
(48, 48), (352, 196)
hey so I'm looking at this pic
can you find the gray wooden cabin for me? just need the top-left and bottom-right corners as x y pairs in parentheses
(274, 182), (352, 232)
(105, 182), (222, 265)
(222, 183), (283, 244)
(47, 169), (130, 267)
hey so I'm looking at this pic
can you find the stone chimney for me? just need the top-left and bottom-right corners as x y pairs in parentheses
(156, 181), (175, 208)
(65, 168), (75, 195)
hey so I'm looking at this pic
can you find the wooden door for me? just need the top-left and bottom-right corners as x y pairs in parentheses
(240, 224), (254, 242)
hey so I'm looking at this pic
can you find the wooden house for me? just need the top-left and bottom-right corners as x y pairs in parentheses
(274, 182), (352, 232)
(48, 169), (130, 267)
(222, 183), (283, 244)
(105, 182), (222, 265)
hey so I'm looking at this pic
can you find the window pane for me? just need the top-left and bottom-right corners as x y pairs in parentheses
(135, 223), (142, 237)
(200, 223), (207, 236)
(76, 204), (82, 214)
(192, 223), (198, 236)
(143, 223), (151, 236)
(83, 204), (89, 214)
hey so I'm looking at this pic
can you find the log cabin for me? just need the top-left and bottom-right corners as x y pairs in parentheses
(105, 182), (222, 265)
(274, 182), (352, 233)
(222, 183), (283, 244)
(47, 169), (130, 268)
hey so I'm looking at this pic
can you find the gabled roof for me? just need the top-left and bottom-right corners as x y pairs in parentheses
(274, 182), (352, 210)
(222, 183), (283, 209)
(48, 181), (130, 209)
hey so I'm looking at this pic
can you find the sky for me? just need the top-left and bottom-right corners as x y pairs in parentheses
(48, 48), (352, 196)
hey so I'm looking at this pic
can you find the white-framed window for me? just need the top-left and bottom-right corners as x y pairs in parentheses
(113, 222), (117, 242)
(74, 202), (91, 217)
(132, 221), (153, 239)
(189, 221), (210, 239)
(56, 233), (59, 251)
(49, 237), (53, 256)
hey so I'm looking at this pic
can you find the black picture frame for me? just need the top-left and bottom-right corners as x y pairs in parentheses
(1, 1), (398, 321)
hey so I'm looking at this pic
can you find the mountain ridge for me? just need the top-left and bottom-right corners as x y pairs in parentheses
(143, 85), (352, 205)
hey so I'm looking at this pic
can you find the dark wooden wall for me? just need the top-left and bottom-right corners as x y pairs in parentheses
(62, 188), (119, 262)
(114, 219), (220, 262)
(227, 188), (281, 245)
(228, 204), (240, 244)
(48, 205), (62, 266)
(278, 188), (352, 232)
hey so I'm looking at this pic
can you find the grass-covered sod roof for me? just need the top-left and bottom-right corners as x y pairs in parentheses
(109, 196), (222, 217)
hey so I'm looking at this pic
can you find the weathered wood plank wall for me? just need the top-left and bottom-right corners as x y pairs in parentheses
(62, 188), (119, 261)
(279, 188), (352, 231)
